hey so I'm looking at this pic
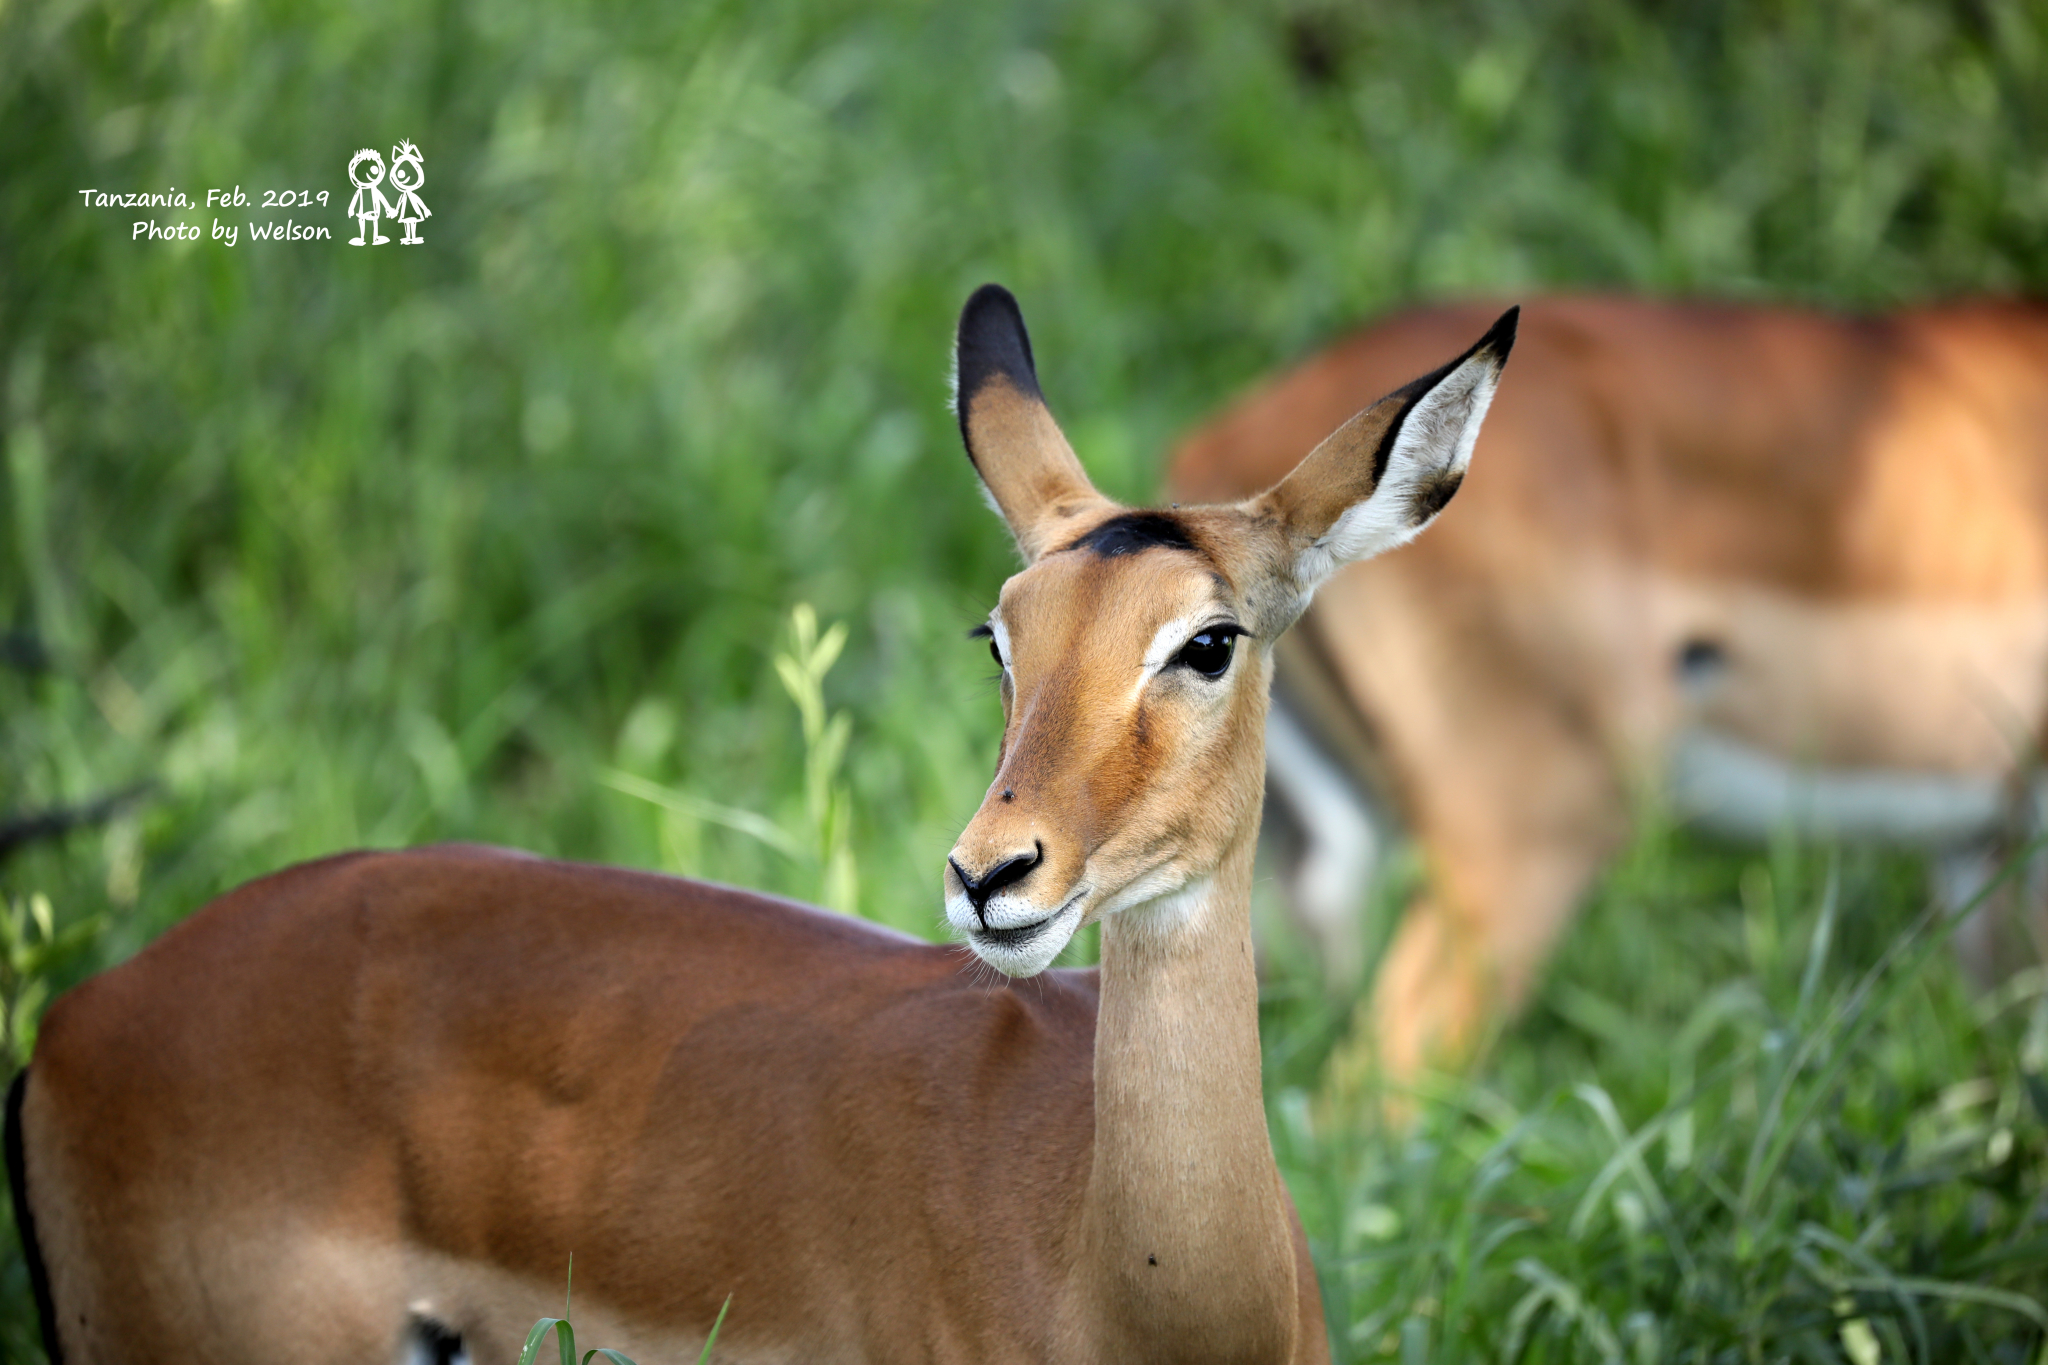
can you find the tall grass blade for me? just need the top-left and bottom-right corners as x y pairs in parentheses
(600, 769), (804, 862)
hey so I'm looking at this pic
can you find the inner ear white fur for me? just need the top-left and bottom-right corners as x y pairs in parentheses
(1295, 351), (1502, 589)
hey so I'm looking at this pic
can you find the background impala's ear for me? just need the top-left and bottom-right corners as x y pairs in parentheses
(1252, 306), (1517, 591)
(953, 285), (1113, 561)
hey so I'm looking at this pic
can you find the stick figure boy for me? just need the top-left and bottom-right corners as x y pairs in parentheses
(347, 148), (391, 245)
(387, 141), (431, 245)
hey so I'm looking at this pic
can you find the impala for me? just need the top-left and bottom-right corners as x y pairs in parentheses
(5, 285), (1516, 1364)
(1169, 295), (2048, 1086)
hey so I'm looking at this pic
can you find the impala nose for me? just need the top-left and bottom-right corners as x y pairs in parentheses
(949, 844), (1042, 924)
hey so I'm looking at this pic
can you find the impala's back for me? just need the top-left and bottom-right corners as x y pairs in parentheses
(1171, 296), (2048, 1078)
(10, 846), (1102, 1363)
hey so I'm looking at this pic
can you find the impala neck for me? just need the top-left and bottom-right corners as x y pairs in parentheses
(1074, 817), (1300, 1358)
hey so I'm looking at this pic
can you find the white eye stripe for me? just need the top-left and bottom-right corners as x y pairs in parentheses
(1142, 615), (1204, 672)
(994, 611), (1236, 690)
(1131, 611), (1240, 698)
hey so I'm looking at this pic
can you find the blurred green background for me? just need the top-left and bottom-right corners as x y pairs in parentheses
(5, 0), (2048, 1359)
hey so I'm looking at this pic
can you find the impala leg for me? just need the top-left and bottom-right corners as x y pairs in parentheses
(35, 1206), (413, 1365)
(18, 1067), (416, 1364)
(1932, 773), (2048, 985)
(1263, 696), (1388, 993)
(1321, 676), (1627, 1103)
(1937, 839), (2048, 988)
(1362, 830), (1614, 1089)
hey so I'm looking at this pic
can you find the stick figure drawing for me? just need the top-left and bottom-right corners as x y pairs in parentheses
(388, 141), (431, 245)
(347, 148), (391, 245)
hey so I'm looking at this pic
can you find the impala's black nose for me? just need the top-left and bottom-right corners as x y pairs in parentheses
(949, 845), (1042, 923)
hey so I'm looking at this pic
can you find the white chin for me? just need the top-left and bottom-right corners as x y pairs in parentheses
(964, 902), (1082, 977)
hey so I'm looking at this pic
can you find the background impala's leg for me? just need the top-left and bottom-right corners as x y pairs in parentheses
(1936, 834), (2048, 990)
(1358, 822), (1614, 1093)
(1310, 573), (1628, 1099)
(1263, 695), (1389, 993)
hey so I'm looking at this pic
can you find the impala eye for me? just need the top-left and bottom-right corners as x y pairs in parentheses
(969, 623), (1002, 669)
(1173, 628), (1240, 678)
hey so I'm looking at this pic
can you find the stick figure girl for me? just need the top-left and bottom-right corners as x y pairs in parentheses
(347, 149), (391, 245)
(388, 141), (431, 245)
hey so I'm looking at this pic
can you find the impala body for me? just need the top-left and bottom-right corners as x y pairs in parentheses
(1170, 295), (2048, 1083)
(7, 286), (1517, 1363)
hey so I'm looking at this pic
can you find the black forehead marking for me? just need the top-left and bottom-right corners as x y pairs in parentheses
(1062, 511), (1205, 560)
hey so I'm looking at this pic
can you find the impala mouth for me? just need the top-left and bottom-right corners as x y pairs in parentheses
(971, 917), (1052, 949)
(961, 892), (1087, 975)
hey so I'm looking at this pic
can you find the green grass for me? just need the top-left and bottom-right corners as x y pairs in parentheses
(4, 0), (2047, 1358)
(518, 1260), (729, 1365)
(1265, 832), (2048, 1361)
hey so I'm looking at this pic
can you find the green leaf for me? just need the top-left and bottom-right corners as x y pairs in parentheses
(698, 1294), (732, 1365)
(517, 1317), (576, 1365)
(812, 620), (847, 679)
(600, 769), (803, 862)
(814, 711), (851, 785)
(2023, 1072), (2048, 1126)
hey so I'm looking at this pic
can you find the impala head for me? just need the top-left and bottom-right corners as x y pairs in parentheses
(944, 286), (1516, 975)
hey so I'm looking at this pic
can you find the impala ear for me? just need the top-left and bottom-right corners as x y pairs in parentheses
(953, 285), (1114, 561)
(1252, 306), (1517, 591)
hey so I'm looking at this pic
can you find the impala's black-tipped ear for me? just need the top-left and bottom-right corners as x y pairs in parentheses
(951, 285), (1112, 561)
(954, 285), (1042, 459)
(1252, 305), (1517, 591)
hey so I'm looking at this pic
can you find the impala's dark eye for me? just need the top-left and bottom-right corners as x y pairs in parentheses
(1173, 628), (1240, 678)
(969, 623), (1002, 669)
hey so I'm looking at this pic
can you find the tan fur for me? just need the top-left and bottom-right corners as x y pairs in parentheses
(960, 375), (1111, 561)
(17, 291), (1514, 1363)
(1168, 295), (2048, 1084)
